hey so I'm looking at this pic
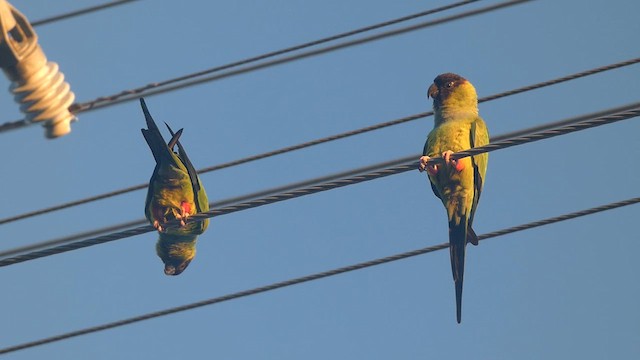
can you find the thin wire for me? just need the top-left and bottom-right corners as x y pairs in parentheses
(31, 0), (141, 27)
(69, 0), (480, 106)
(1, 101), (638, 265)
(70, 0), (532, 113)
(0, 0), (531, 133)
(1, 197), (636, 355)
(1, 56), (637, 227)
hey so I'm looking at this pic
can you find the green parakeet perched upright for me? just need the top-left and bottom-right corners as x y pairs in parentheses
(418, 73), (489, 323)
(140, 98), (209, 276)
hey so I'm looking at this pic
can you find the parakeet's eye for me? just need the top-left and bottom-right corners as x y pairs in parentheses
(446, 81), (454, 88)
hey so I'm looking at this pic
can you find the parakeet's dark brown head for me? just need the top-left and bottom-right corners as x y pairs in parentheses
(163, 259), (192, 276)
(427, 73), (478, 114)
(156, 236), (197, 276)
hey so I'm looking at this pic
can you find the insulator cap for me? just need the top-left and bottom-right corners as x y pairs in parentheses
(0, 0), (76, 138)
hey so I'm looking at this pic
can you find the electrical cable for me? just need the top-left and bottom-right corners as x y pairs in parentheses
(31, 0), (141, 27)
(1, 56), (637, 226)
(0, 0), (532, 133)
(66, 0), (480, 107)
(69, 0), (526, 113)
(0, 196), (636, 355)
(1, 101), (638, 265)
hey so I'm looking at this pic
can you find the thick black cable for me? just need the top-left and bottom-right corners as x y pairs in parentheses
(31, 0), (141, 27)
(0, 0), (531, 133)
(1, 101), (638, 265)
(0, 196), (636, 355)
(1, 56), (637, 227)
(0, 158), (409, 258)
(0, 220), (146, 258)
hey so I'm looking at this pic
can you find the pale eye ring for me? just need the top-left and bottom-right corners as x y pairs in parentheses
(446, 81), (454, 88)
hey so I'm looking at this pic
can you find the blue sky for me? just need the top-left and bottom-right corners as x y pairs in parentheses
(0, 0), (638, 358)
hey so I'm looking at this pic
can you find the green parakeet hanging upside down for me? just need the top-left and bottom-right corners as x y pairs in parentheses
(140, 98), (209, 276)
(418, 73), (489, 323)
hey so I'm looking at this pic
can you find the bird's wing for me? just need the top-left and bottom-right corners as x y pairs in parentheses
(468, 116), (489, 230)
(423, 130), (443, 200)
(164, 123), (207, 213)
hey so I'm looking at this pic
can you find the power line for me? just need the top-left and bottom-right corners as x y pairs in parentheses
(0, 0), (532, 133)
(68, 0), (480, 108)
(0, 158), (409, 258)
(70, 0), (524, 113)
(1, 56), (637, 227)
(0, 219), (145, 258)
(31, 0), (141, 27)
(1, 196), (636, 355)
(1, 101), (638, 266)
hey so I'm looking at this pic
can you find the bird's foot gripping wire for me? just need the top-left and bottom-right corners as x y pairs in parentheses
(419, 155), (439, 175)
(442, 150), (464, 172)
(153, 220), (164, 232)
(175, 201), (192, 227)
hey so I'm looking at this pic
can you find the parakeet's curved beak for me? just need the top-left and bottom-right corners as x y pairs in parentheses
(164, 265), (178, 275)
(427, 83), (438, 99)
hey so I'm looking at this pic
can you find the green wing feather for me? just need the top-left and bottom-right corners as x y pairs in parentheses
(163, 123), (209, 235)
(467, 116), (489, 243)
(164, 123), (209, 214)
(423, 130), (442, 200)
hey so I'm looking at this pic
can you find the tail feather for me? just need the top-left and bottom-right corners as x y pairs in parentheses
(140, 98), (176, 165)
(467, 226), (479, 246)
(449, 217), (468, 324)
(140, 98), (160, 132)
(167, 128), (183, 150)
(164, 122), (205, 211)
(455, 276), (463, 324)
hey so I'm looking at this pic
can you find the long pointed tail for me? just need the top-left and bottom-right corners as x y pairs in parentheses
(140, 98), (180, 165)
(449, 217), (468, 324)
(455, 275), (463, 323)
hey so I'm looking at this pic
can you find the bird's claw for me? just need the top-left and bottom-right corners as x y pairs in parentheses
(153, 220), (165, 232)
(442, 150), (455, 165)
(419, 155), (439, 175)
(175, 212), (189, 227)
(442, 150), (464, 172)
(176, 201), (192, 227)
